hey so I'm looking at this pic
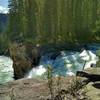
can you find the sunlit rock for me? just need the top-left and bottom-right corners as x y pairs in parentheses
(0, 56), (14, 84)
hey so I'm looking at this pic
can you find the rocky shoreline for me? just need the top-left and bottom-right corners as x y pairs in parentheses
(0, 68), (100, 100)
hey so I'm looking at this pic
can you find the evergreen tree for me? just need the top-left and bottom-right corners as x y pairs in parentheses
(8, 0), (20, 40)
(24, 0), (37, 39)
(7, 0), (100, 46)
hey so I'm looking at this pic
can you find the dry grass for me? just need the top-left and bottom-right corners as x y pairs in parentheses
(45, 65), (90, 100)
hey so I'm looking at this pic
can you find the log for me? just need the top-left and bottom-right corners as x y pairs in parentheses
(76, 71), (100, 82)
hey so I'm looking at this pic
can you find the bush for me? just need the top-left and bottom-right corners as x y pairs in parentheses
(45, 65), (89, 100)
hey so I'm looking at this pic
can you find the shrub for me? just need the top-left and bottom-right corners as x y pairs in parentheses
(45, 65), (89, 100)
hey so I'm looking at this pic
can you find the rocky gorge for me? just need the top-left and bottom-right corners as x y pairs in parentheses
(0, 43), (100, 100)
(0, 43), (100, 81)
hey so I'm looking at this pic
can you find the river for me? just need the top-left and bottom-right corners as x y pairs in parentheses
(0, 44), (100, 84)
(26, 44), (100, 78)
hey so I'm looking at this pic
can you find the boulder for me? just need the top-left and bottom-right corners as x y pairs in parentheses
(9, 42), (41, 79)
(77, 68), (100, 100)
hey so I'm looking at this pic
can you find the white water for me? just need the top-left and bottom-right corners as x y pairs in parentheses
(26, 49), (99, 78)
(0, 56), (14, 84)
(26, 65), (46, 78)
(0, 48), (99, 83)
(79, 50), (98, 69)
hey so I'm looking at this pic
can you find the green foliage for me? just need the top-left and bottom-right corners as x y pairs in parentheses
(7, 0), (100, 49)
(0, 34), (10, 54)
(0, 22), (2, 33)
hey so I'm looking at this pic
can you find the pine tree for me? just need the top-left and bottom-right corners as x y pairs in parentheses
(8, 0), (19, 40)
(24, 0), (37, 39)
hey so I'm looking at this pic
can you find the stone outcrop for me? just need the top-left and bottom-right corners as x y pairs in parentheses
(8, 42), (41, 79)
(0, 78), (48, 100)
(0, 77), (74, 100)
(0, 67), (100, 100)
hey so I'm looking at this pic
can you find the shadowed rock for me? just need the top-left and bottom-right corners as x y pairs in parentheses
(77, 71), (100, 83)
(9, 42), (41, 79)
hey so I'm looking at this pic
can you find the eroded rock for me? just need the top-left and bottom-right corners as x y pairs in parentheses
(9, 42), (41, 79)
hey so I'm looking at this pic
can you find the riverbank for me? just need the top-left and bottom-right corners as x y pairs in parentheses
(0, 68), (100, 100)
(0, 43), (99, 83)
(0, 77), (82, 100)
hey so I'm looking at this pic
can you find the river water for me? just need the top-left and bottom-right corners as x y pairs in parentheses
(0, 44), (100, 84)
(26, 44), (100, 78)
(0, 56), (14, 84)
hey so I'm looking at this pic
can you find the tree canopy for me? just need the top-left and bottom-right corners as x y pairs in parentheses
(1, 0), (100, 54)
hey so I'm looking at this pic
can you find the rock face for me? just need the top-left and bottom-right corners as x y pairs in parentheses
(9, 42), (41, 79)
